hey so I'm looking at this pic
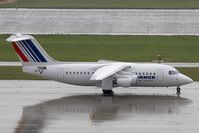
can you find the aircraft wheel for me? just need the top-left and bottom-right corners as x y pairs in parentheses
(103, 90), (114, 96)
(177, 87), (181, 96)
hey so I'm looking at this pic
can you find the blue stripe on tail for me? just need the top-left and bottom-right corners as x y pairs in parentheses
(17, 42), (35, 62)
(25, 40), (47, 62)
(21, 40), (40, 62)
(19, 41), (36, 62)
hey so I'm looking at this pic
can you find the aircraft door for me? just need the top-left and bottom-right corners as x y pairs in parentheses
(57, 68), (64, 80)
(157, 69), (164, 81)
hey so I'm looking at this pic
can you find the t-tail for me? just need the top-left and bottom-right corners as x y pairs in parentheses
(6, 34), (57, 66)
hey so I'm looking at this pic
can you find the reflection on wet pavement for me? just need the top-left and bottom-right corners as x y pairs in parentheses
(0, 80), (198, 133)
(16, 95), (191, 133)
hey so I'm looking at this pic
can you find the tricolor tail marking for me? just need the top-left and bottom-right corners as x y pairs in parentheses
(12, 39), (47, 63)
(13, 42), (29, 62)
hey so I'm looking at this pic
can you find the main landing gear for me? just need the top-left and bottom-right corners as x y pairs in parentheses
(102, 77), (114, 96)
(103, 90), (114, 96)
(176, 86), (181, 97)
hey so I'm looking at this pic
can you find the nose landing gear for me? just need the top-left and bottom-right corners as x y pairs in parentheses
(176, 86), (181, 97)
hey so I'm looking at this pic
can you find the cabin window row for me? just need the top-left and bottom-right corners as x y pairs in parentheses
(135, 72), (156, 75)
(66, 71), (94, 75)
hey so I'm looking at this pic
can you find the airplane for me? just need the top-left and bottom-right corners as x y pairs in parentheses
(6, 34), (193, 95)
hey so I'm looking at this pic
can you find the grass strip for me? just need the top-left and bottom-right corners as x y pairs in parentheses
(1, 0), (199, 9)
(1, 35), (199, 62)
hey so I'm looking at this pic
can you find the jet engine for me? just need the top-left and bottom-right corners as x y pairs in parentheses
(115, 75), (137, 87)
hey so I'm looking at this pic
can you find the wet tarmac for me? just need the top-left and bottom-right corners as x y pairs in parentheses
(0, 80), (199, 133)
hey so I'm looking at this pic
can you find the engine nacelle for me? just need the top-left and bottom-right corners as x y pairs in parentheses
(116, 75), (137, 87)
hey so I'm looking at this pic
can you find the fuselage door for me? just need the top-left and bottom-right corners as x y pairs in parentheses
(57, 68), (64, 80)
(157, 69), (164, 81)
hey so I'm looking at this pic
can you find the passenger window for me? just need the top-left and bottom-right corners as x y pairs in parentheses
(87, 72), (90, 74)
(84, 72), (86, 74)
(73, 72), (75, 74)
(80, 72), (82, 74)
(77, 72), (79, 74)
(66, 72), (68, 74)
(153, 72), (155, 75)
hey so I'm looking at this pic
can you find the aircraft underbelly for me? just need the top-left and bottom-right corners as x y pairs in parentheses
(63, 76), (97, 86)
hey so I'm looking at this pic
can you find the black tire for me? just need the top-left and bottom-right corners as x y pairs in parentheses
(103, 90), (113, 95)
(177, 87), (181, 96)
(177, 87), (181, 92)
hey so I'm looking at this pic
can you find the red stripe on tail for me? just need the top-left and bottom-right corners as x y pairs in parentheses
(12, 42), (29, 62)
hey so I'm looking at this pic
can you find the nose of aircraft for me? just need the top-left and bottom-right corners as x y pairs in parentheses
(178, 74), (193, 85)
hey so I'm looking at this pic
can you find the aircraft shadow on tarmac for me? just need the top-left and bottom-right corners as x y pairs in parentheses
(15, 94), (191, 133)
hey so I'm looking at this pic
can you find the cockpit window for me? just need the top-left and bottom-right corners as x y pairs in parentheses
(169, 70), (179, 75)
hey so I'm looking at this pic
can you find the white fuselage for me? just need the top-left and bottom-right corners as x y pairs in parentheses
(23, 62), (193, 88)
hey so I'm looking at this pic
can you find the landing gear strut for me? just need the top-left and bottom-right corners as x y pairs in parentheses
(176, 86), (181, 96)
(103, 90), (114, 96)
(102, 77), (114, 96)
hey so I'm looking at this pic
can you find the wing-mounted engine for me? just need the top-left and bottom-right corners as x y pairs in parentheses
(90, 62), (137, 93)
(114, 75), (137, 87)
(112, 68), (137, 87)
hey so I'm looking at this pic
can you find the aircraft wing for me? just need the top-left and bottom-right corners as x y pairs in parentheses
(90, 63), (128, 81)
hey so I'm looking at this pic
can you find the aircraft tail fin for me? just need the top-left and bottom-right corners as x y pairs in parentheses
(6, 34), (57, 66)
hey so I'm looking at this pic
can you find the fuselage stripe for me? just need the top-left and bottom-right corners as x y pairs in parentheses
(12, 42), (29, 62)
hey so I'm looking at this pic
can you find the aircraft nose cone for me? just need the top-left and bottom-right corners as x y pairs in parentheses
(178, 74), (193, 85)
(186, 76), (194, 84)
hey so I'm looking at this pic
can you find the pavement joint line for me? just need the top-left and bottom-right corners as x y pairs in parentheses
(0, 62), (199, 67)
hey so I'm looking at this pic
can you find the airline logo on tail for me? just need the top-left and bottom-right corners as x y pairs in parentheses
(12, 40), (47, 63)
